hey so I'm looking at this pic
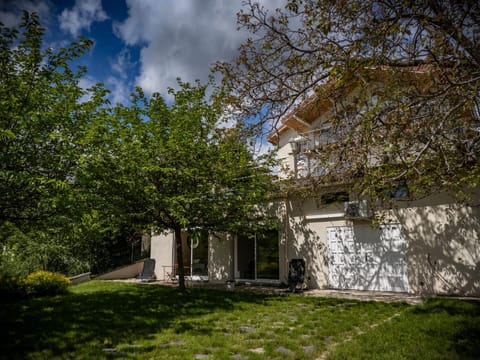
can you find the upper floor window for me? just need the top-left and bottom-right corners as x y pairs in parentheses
(321, 191), (349, 204)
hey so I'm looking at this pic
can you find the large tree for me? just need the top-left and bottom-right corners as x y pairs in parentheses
(217, 0), (480, 203)
(0, 12), (128, 275)
(0, 11), (104, 230)
(89, 81), (276, 289)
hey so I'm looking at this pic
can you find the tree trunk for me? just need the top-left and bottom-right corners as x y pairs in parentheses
(174, 225), (186, 290)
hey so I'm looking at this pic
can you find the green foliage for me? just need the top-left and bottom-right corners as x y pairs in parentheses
(0, 12), (275, 285)
(1, 223), (90, 276)
(0, 12), (142, 276)
(0, 260), (26, 301)
(0, 11), (99, 229)
(0, 263), (70, 300)
(87, 79), (276, 288)
(23, 270), (70, 297)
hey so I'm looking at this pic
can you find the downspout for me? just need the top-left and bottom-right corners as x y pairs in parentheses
(190, 236), (194, 277)
(229, 233), (235, 282)
(174, 225), (186, 290)
(284, 194), (290, 284)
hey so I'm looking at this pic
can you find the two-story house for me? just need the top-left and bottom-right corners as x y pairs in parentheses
(151, 70), (480, 296)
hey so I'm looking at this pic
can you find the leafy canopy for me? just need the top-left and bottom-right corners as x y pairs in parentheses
(93, 81), (276, 233)
(0, 11), (134, 275)
(0, 11), (97, 228)
(0, 11), (276, 282)
(217, 0), (480, 202)
(87, 80), (276, 288)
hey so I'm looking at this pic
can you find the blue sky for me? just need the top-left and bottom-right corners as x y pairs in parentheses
(0, 0), (284, 106)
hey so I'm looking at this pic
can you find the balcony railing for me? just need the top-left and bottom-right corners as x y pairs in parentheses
(290, 127), (338, 178)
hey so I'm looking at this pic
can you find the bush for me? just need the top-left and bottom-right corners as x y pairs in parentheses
(0, 260), (27, 301)
(0, 272), (26, 301)
(23, 270), (71, 297)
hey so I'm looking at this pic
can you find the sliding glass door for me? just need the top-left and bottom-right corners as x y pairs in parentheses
(236, 230), (279, 280)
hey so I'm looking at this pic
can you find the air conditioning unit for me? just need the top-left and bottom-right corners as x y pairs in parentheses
(344, 200), (370, 219)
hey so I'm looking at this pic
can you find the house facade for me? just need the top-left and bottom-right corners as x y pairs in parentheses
(151, 75), (480, 296)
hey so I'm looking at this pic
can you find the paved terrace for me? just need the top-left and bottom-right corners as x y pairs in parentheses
(114, 279), (425, 305)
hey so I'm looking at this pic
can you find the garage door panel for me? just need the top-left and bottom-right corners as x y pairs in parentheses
(327, 224), (408, 292)
(327, 227), (356, 288)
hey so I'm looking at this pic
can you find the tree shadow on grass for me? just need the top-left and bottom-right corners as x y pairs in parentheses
(411, 299), (480, 359)
(0, 282), (273, 359)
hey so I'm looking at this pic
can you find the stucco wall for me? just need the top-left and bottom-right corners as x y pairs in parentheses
(283, 194), (480, 295)
(151, 230), (233, 283)
(391, 195), (480, 296)
(208, 233), (232, 283)
(276, 128), (297, 179)
(69, 272), (91, 284)
(150, 232), (175, 281)
(283, 197), (348, 289)
(96, 261), (144, 280)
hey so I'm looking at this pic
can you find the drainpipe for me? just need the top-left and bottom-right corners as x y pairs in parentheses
(229, 233), (235, 282)
(284, 194), (290, 284)
(190, 236), (194, 277)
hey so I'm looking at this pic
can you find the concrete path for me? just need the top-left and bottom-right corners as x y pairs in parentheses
(112, 279), (478, 305)
(140, 280), (423, 304)
(303, 288), (423, 305)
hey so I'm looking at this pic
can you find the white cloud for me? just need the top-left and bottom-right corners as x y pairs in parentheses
(106, 48), (136, 105)
(78, 75), (98, 103)
(58, 0), (108, 37)
(113, 0), (285, 96)
(110, 48), (135, 80)
(106, 75), (130, 106)
(0, 0), (51, 28)
(78, 73), (129, 106)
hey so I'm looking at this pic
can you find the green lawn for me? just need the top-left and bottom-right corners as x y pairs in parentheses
(0, 281), (478, 360)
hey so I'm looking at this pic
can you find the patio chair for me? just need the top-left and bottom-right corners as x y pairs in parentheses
(164, 267), (177, 283)
(138, 258), (156, 282)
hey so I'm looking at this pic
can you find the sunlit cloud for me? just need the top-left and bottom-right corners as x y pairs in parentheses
(59, 0), (108, 37)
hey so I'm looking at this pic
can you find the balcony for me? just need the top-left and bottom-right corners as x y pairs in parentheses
(290, 127), (339, 178)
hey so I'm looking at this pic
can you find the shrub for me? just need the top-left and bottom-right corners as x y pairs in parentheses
(0, 260), (27, 301)
(0, 272), (26, 301)
(24, 270), (71, 297)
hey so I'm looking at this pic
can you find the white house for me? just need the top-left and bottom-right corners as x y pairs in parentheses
(151, 70), (480, 296)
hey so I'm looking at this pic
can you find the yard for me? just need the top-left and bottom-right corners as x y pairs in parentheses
(0, 281), (479, 360)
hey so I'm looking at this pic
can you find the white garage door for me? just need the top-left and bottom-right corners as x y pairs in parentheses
(327, 224), (408, 292)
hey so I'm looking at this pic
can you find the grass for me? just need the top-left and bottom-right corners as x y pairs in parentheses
(0, 281), (478, 360)
(328, 298), (480, 360)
